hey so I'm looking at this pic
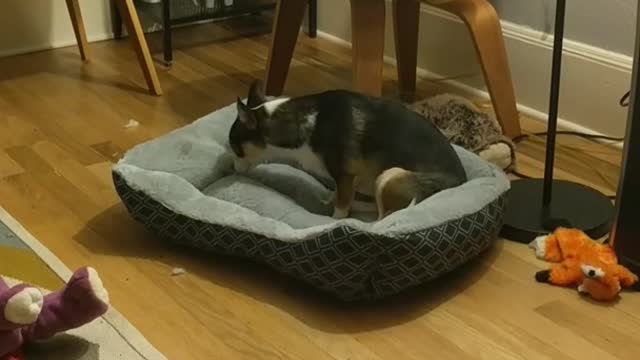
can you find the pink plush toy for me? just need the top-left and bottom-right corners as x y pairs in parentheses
(0, 267), (109, 359)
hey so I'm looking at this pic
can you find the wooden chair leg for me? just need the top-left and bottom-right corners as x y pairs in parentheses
(264, 0), (308, 96)
(393, 0), (420, 102)
(434, 0), (521, 138)
(115, 0), (163, 96)
(350, 0), (386, 96)
(65, 0), (90, 62)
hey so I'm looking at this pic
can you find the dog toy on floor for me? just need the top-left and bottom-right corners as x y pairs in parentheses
(0, 267), (109, 358)
(529, 228), (639, 301)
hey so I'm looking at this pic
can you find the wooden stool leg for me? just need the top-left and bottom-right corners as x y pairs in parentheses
(393, 0), (420, 102)
(264, 0), (308, 96)
(435, 0), (521, 138)
(351, 0), (386, 96)
(115, 0), (163, 96)
(65, 0), (90, 62)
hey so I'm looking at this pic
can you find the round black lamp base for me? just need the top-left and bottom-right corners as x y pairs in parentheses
(500, 179), (615, 243)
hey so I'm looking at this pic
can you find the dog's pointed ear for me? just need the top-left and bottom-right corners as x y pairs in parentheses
(236, 97), (257, 129)
(247, 80), (267, 108)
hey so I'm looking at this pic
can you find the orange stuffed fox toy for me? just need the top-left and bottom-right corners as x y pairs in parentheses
(529, 228), (639, 301)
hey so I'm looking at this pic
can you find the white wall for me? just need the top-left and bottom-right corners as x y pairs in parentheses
(0, 0), (113, 58)
(490, 0), (637, 56)
(315, 0), (637, 70)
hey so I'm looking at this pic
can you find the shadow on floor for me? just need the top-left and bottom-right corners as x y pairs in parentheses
(24, 334), (96, 360)
(77, 202), (501, 334)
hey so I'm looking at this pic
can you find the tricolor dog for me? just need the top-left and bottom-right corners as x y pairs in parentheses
(228, 81), (467, 220)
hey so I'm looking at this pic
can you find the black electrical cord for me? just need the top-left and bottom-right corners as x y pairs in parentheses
(510, 95), (628, 200)
(513, 131), (625, 144)
(512, 90), (629, 144)
(621, 90), (631, 107)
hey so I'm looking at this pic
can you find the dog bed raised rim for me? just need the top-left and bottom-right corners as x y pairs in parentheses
(112, 101), (510, 300)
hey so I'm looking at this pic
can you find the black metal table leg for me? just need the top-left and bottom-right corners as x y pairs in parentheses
(308, 0), (317, 38)
(112, 0), (123, 39)
(163, 0), (173, 66)
(123, 0), (277, 66)
(610, 1), (640, 275)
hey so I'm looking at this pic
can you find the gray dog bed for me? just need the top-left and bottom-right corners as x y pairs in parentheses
(113, 101), (510, 301)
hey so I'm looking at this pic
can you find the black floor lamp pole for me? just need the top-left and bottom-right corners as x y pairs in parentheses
(500, 0), (615, 243)
(542, 0), (566, 206)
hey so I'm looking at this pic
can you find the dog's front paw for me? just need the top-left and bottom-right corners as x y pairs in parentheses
(332, 207), (349, 219)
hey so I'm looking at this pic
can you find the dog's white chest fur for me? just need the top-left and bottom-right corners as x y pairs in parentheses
(264, 144), (330, 179)
(233, 143), (330, 180)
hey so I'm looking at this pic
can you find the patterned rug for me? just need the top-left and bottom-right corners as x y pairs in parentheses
(0, 206), (166, 360)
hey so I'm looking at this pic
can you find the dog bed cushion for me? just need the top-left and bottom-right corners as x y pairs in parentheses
(113, 101), (510, 301)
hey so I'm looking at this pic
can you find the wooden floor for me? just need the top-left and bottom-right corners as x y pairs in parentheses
(0, 18), (638, 360)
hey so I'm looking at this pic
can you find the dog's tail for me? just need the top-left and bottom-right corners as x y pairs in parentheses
(375, 167), (464, 220)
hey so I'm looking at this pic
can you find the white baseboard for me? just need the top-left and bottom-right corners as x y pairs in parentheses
(0, 33), (115, 59)
(315, 2), (632, 141)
